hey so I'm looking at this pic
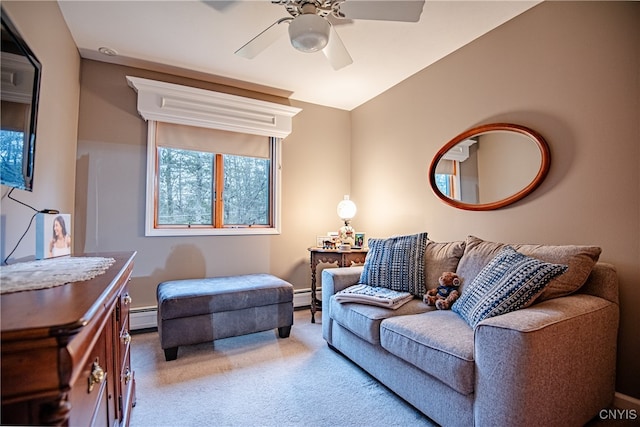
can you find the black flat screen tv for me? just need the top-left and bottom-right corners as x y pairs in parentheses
(0, 8), (41, 192)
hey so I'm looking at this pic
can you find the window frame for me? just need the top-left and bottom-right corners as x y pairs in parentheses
(435, 160), (460, 200)
(126, 76), (300, 237)
(145, 121), (283, 236)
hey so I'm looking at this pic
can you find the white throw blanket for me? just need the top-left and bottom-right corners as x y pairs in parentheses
(0, 256), (115, 294)
(335, 284), (414, 309)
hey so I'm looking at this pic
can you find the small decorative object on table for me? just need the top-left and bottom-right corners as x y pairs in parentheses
(36, 213), (72, 259)
(336, 195), (357, 246)
(317, 236), (337, 249)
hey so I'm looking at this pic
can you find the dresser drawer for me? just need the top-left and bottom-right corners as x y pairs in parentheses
(116, 283), (135, 424)
(1, 252), (136, 426)
(69, 321), (111, 427)
(119, 316), (132, 370)
(119, 287), (133, 328)
(119, 359), (136, 423)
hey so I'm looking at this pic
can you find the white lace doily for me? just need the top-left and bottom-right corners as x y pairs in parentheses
(0, 256), (116, 294)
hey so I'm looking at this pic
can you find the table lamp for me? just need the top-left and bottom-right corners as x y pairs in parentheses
(337, 195), (357, 248)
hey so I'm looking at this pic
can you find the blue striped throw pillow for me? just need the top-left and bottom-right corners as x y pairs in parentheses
(452, 245), (568, 329)
(359, 232), (428, 297)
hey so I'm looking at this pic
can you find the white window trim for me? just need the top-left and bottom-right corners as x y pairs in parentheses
(127, 76), (301, 237)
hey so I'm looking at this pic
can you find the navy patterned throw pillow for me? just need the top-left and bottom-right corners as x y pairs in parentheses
(452, 245), (568, 329)
(359, 232), (428, 297)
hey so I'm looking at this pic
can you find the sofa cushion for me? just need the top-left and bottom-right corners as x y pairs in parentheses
(452, 246), (568, 329)
(359, 232), (429, 296)
(424, 239), (466, 292)
(380, 311), (475, 395)
(456, 236), (601, 301)
(330, 296), (432, 345)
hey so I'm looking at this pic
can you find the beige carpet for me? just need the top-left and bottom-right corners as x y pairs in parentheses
(130, 309), (436, 427)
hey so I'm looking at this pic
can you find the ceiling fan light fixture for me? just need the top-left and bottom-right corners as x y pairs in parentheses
(288, 14), (330, 53)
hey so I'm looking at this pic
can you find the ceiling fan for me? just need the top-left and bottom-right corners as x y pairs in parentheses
(235, 0), (425, 70)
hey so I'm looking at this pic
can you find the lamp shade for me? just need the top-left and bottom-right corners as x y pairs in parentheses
(337, 195), (357, 221)
(288, 14), (330, 53)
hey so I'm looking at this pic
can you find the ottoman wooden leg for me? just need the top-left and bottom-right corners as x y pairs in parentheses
(278, 326), (291, 338)
(164, 347), (178, 361)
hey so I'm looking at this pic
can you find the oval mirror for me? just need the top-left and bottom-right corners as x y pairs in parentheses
(429, 123), (550, 211)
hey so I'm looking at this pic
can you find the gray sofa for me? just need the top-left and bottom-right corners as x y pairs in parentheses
(322, 235), (619, 427)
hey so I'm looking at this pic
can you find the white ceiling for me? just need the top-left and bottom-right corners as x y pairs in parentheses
(57, 0), (539, 111)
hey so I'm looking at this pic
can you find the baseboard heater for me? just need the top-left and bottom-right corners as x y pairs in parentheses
(129, 288), (319, 331)
(130, 306), (158, 331)
(293, 287), (317, 309)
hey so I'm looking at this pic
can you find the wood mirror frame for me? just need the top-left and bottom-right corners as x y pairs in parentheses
(428, 123), (550, 211)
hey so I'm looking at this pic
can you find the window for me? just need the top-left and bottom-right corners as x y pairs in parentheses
(434, 173), (452, 198)
(146, 121), (281, 236)
(435, 159), (459, 199)
(156, 145), (273, 228)
(127, 76), (301, 236)
(157, 147), (214, 226)
(221, 154), (271, 226)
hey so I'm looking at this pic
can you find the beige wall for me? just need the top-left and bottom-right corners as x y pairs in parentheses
(0, 2), (80, 261)
(75, 61), (352, 308)
(351, 1), (639, 399)
(476, 132), (540, 203)
(3, 0), (638, 402)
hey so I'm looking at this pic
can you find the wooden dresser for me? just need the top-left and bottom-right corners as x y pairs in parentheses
(1, 252), (136, 426)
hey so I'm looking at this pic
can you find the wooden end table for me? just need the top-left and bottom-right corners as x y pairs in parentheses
(308, 247), (368, 323)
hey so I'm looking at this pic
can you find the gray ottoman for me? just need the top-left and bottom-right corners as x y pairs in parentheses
(157, 273), (294, 361)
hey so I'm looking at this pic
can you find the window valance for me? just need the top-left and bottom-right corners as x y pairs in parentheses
(126, 76), (301, 138)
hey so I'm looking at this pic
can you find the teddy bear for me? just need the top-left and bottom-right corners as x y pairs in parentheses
(423, 272), (462, 310)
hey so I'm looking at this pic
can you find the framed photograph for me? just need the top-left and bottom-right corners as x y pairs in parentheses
(36, 213), (72, 259)
(354, 232), (366, 248)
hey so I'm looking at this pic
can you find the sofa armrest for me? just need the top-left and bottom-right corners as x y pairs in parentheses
(321, 266), (363, 295)
(321, 266), (362, 341)
(578, 262), (619, 304)
(474, 294), (619, 426)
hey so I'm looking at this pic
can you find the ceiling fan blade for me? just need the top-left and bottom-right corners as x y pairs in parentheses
(338, 0), (425, 22)
(235, 17), (291, 59)
(322, 25), (353, 70)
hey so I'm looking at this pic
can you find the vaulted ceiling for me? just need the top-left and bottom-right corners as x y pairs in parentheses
(58, 1), (539, 110)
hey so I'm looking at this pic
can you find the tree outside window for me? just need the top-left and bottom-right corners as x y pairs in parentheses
(156, 147), (271, 229)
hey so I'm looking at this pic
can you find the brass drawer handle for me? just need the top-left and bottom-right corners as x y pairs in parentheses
(121, 331), (131, 345)
(88, 358), (105, 393)
(123, 293), (132, 305)
(124, 368), (132, 385)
